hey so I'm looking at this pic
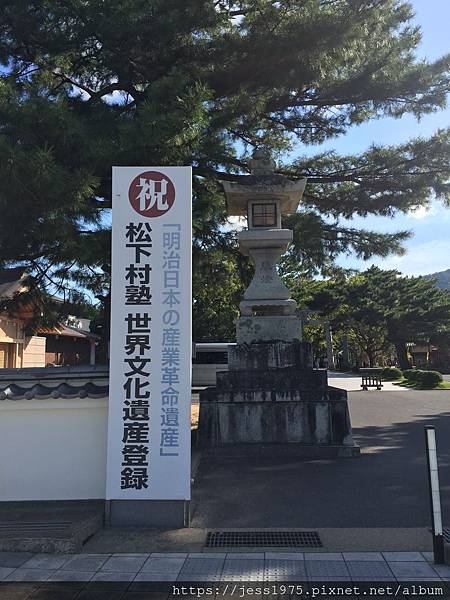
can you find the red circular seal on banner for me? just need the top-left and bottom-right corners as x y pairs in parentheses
(128, 171), (175, 217)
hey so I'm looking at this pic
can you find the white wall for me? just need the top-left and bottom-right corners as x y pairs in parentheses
(22, 336), (46, 368)
(0, 398), (107, 500)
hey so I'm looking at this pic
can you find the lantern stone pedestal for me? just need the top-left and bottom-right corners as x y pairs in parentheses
(198, 339), (358, 457)
(197, 150), (359, 457)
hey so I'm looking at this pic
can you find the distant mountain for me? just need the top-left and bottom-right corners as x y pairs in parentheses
(426, 269), (450, 290)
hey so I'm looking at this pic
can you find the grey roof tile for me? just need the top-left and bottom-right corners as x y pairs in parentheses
(0, 383), (108, 401)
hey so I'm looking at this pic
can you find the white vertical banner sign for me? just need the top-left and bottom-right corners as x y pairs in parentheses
(107, 167), (192, 501)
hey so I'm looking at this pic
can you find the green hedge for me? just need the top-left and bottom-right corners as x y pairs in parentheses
(402, 369), (443, 389)
(418, 371), (443, 389)
(403, 369), (421, 381)
(381, 367), (402, 380)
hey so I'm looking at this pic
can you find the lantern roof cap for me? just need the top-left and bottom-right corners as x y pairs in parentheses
(221, 149), (307, 216)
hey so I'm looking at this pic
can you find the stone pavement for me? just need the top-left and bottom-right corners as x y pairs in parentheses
(193, 375), (409, 396)
(0, 551), (450, 587)
(327, 373), (409, 392)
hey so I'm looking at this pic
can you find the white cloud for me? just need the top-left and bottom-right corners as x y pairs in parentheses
(222, 215), (246, 232)
(379, 239), (450, 276)
(69, 85), (91, 101)
(407, 205), (437, 220)
(102, 89), (127, 105)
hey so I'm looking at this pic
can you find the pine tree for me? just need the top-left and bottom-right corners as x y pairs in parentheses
(1, 0), (449, 339)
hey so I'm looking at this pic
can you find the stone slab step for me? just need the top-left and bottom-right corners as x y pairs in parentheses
(0, 501), (104, 553)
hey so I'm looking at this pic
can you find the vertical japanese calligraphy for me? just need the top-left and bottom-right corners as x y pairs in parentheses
(122, 223), (152, 490)
(160, 224), (181, 456)
(107, 167), (192, 501)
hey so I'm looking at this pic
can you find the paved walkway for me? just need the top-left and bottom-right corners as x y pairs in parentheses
(193, 374), (409, 394)
(327, 373), (409, 392)
(0, 551), (449, 587)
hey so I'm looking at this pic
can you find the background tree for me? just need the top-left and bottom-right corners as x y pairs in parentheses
(290, 273), (392, 367)
(1, 0), (450, 342)
(293, 267), (450, 369)
(356, 268), (450, 369)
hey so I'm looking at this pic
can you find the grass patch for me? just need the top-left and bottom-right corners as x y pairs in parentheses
(394, 378), (450, 390)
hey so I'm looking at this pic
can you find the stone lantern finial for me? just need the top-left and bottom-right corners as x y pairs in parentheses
(248, 148), (276, 176)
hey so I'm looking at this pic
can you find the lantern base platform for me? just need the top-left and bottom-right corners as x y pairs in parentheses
(198, 340), (359, 456)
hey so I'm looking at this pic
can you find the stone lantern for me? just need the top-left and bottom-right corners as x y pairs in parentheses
(197, 150), (359, 457)
(221, 148), (306, 342)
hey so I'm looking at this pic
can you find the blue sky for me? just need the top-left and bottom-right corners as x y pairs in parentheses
(313, 0), (450, 276)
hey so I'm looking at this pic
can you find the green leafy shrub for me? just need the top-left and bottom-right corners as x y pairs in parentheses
(382, 367), (402, 380)
(416, 370), (443, 389)
(403, 369), (422, 381)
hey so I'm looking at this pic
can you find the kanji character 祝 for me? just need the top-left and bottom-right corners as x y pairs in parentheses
(137, 177), (169, 211)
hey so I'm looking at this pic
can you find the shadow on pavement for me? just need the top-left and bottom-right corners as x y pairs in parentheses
(191, 394), (450, 529)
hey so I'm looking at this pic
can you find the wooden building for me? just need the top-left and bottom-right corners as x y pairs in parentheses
(39, 323), (97, 367)
(0, 268), (98, 368)
(0, 268), (46, 368)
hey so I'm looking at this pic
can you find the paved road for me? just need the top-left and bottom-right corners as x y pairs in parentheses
(192, 390), (450, 528)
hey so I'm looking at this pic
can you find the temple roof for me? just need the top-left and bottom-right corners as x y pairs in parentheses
(0, 268), (30, 299)
(37, 323), (99, 340)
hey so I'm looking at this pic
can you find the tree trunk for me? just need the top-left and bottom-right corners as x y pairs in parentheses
(394, 341), (411, 371)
